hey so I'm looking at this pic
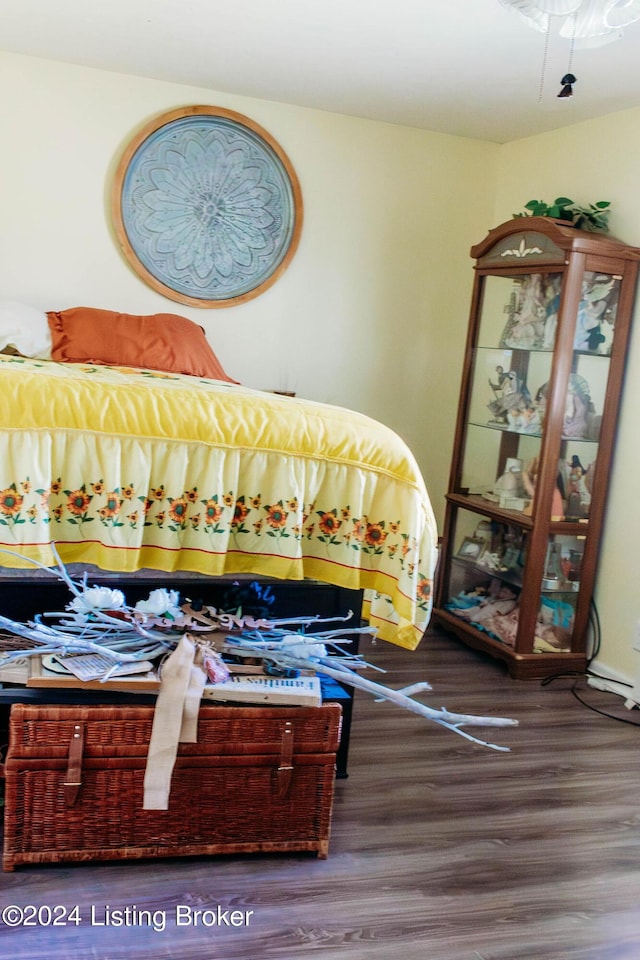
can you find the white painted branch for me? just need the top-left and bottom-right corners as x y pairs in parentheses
(223, 637), (518, 751)
(0, 613), (144, 662)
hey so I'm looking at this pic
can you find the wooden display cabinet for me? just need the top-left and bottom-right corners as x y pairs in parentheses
(433, 217), (640, 679)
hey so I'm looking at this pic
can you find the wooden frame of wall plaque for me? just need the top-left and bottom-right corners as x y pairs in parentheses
(112, 105), (303, 308)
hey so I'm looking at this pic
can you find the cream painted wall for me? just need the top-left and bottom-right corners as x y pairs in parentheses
(0, 52), (498, 533)
(7, 52), (635, 684)
(494, 108), (640, 683)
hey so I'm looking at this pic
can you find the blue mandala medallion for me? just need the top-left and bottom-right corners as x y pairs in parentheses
(114, 108), (302, 306)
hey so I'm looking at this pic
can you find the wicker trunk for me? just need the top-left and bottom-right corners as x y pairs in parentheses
(1, 703), (341, 871)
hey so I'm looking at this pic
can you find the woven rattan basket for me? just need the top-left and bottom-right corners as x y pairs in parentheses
(1, 703), (341, 871)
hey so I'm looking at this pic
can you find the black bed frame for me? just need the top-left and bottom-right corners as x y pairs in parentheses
(0, 575), (362, 778)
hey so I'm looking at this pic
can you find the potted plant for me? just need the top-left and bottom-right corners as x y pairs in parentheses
(513, 198), (611, 233)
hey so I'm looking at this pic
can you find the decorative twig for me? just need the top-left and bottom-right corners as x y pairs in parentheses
(223, 636), (518, 751)
(0, 545), (519, 748)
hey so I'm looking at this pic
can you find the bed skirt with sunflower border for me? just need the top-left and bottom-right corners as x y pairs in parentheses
(0, 355), (438, 649)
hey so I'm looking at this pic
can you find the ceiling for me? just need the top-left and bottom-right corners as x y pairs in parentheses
(2, 0), (640, 143)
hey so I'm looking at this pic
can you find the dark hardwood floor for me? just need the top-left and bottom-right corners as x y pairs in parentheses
(1, 627), (638, 960)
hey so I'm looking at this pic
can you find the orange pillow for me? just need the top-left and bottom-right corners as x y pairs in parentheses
(46, 307), (238, 382)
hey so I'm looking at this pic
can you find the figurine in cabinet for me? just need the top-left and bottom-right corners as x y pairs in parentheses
(487, 369), (531, 425)
(500, 273), (562, 350)
(522, 456), (564, 519)
(561, 455), (594, 520)
(574, 274), (618, 352)
(564, 374), (601, 440)
(507, 401), (541, 434)
(500, 274), (546, 348)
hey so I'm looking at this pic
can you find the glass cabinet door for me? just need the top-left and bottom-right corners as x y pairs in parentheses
(444, 507), (527, 651)
(443, 513), (587, 656)
(553, 269), (622, 523)
(459, 269), (620, 525)
(459, 272), (560, 514)
(537, 533), (585, 654)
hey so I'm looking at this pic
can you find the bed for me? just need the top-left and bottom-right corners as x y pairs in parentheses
(0, 304), (438, 650)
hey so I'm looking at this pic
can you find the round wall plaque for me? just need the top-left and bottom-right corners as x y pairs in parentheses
(112, 106), (303, 307)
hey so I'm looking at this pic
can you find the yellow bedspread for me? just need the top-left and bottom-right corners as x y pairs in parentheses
(0, 355), (438, 649)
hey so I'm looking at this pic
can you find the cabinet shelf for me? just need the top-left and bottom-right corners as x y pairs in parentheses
(478, 344), (612, 360)
(445, 493), (534, 527)
(467, 420), (601, 444)
(434, 218), (640, 679)
(451, 555), (523, 590)
(445, 493), (589, 534)
(478, 344), (554, 355)
(434, 609), (589, 680)
(468, 419), (543, 438)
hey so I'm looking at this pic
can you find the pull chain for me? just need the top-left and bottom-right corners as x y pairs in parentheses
(538, 20), (551, 102)
(538, 13), (579, 101)
(558, 13), (577, 98)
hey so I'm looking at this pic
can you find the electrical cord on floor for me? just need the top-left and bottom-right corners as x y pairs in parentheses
(570, 680), (640, 727)
(587, 599), (601, 661)
(541, 672), (640, 727)
(540, 600), (639, 727)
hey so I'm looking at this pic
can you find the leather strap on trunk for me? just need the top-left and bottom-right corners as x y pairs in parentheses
(64, 723), (84, 807)
(275, 720), (295, 799)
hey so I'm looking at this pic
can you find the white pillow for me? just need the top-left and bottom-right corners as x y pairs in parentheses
(0, 301), (52, 358)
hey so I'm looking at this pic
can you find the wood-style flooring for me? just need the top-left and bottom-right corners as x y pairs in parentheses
(1, 627), (639, 960)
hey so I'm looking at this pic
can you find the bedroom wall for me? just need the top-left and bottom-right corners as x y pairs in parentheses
(5, 52), (635, 686)
(494, 107), (640, 685)
(0, 51), (499, 535)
